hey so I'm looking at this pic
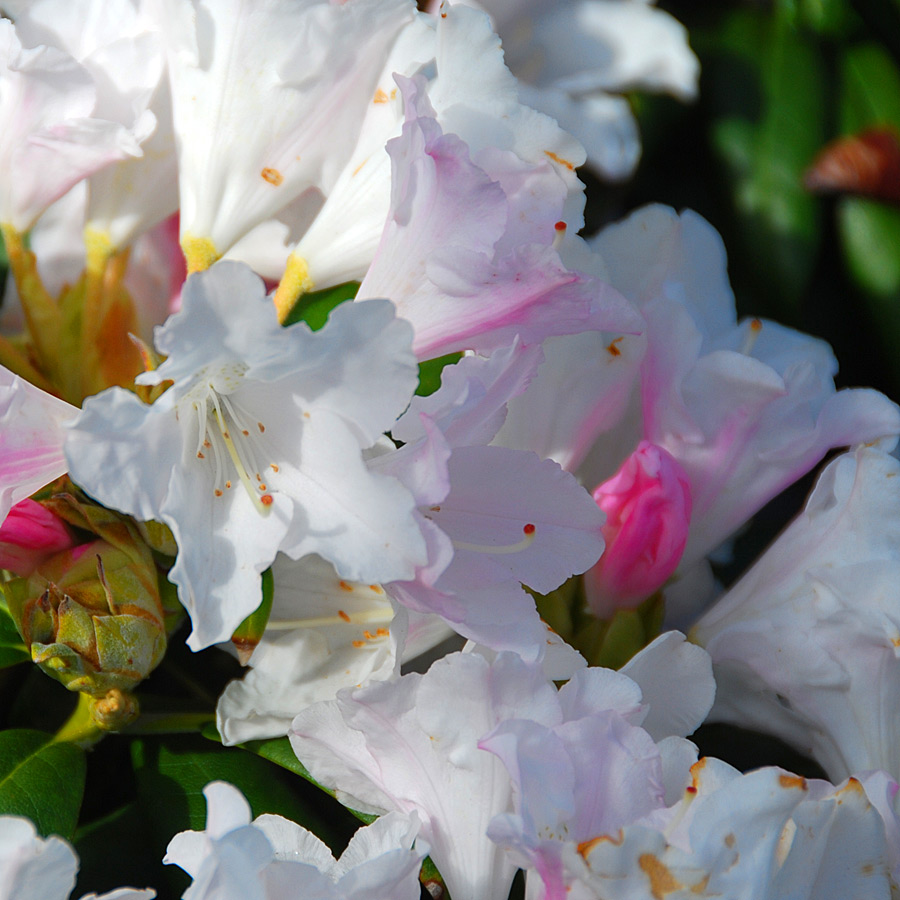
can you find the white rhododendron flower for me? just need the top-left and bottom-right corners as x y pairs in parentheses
(579, 762), (892, 900)
(152, 0), (417, 267)
(443, 0), (699, 179)
(0, 17), (144, 232)
(66, 262), (427, 649)
(216, 552), (453, 745)
(290, 641), (713, 900)
(694, 446), (900, 783)
(165, 781), (427, 900)
(4, 0), (176, 251)
(0, 815), (154, 900)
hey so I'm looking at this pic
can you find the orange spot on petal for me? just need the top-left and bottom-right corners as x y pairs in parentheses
(578, 831), (623, 858)
(778, 774), (807, 790)
(638, 854), (683, 899)
(261, 167), (283, 186)
(339, 581), (353, 592)
(373, 88), (389, 104)
(338, 610), (351, 623)
(544, 150), (575, 171)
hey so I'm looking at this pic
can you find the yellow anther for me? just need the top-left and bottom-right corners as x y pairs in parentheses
(84, 227), (114, 278)
(181, 234), (220, 274)
(273, 253), (314, 324)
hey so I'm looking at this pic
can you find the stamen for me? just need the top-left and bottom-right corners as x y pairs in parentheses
(210, 395), (270, 515)
(553, 220), (566, 250)
(740, 318), (763, 356)
(265, 604), (389, 630)
(452, 524), (537, 555)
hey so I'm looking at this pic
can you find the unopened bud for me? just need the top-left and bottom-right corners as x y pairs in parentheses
(4, 495), (168, 701)
(584, 441), (692, 618)
(0, 499), (75, 577)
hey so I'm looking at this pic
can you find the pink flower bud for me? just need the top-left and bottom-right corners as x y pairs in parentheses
(584, 441), (692, 618)
(0, 498), (75, 576)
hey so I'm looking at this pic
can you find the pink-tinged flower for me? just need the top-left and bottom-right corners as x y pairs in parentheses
(290, 652), (563, 900)
(578, 762), (892, 900)
(482, 636), (714, 900)
(496, 206), (900, 601)
(165, 781), (426, 900)
(0, 498), (74, 576)
(584, 441), (691, 617)
(0, 368), (78, 524)
(356, 75), (639, 360)
(0, 17), (143, 232)
(290, 638), (713, 900)
(693, 447), (900, 784)
(276, 2), (588, 293)
(374, 345), (606, 659)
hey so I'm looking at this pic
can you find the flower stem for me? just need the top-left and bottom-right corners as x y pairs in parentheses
(52, 692), (104, 748)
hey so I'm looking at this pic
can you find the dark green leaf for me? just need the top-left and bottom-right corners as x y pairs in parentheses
(201, 725), (378, 825)
(131, 733), (348, 851)
(74, 802), (165, 898)
(840, 42), (900, 132)
(416, 353), (462, 397)
(230, 567), (274, 658)
(0, 598), (29, 669)
(778, 0), (856, 35)
(839, 198), (900, 296)
(708, 11), (826, 315)
(282, 282), (359, 330)
(0, 729), (86, 838)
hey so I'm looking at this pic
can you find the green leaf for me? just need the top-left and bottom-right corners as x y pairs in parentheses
(74, 801), (167, 898)
(0, 729), (86, 838)
(777, 0), (856, 35)
(416, 352), (462, 397)
(838, 198), (900, 296)
(282, 282), (359, 330)
(840, 42), (900, 133)
(835, 45), (900, 375)
(131, 733), (349, 850)
(707, 11), (826, 316)
(230, 567), (274, 661)
(200, 725), (378, 825)
(0, 597), (29, 668)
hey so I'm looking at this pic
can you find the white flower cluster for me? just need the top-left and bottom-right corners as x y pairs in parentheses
(1, 2), (900, 899)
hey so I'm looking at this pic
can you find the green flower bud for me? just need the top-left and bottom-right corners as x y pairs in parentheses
(4, 494), (169, 709)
